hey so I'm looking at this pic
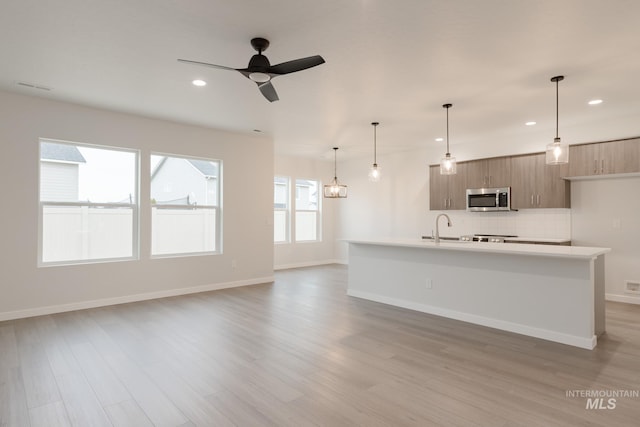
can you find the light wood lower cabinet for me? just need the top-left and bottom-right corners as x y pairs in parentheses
(510, 153), (570, 209)
(429, 163), (467, 210)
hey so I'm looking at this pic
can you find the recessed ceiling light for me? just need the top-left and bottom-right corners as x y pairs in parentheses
(588, 99), (603, 105)
(435, 137), (444, 142)
(192, 79), (207, 87)
(525, 121), (536, 126)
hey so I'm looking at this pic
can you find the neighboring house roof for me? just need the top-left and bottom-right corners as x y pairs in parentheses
(274, 176), (288, 185)
(150, 157), (218, 180)
(187, 159), (218, 177)
(41, 142), (86, 163)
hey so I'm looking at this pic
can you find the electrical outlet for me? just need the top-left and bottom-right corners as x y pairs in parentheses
(625, 280), (640, 294)
(612, 218), (621, 229)
(425, 279), (433, 289)
(232, 259), (238, 268)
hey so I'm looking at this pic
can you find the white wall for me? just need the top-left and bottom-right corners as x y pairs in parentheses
(274, 154), (337, 269)
(0, 90), (274, 319)
(335, 147), (431, 261)
(571, 176), (640, 304)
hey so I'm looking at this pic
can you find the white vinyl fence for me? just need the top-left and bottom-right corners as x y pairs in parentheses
(42, 207), (216, 263)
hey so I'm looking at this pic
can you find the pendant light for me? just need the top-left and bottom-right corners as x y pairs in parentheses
(323, 147), (348, 198)
(440, 103), (457, 175)
(545, 75), (569, 164)
(368, 122), (381, 182)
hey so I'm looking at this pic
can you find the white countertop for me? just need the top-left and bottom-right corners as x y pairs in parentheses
(346, 238), (610, 259)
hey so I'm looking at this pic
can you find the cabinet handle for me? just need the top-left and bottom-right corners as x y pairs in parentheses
(531, 194), (534, 206)
(601, 159), (604, 174)
(537, 194), (540, 206)
(489, 176), (493, 186)
(594, 159), (598, 174)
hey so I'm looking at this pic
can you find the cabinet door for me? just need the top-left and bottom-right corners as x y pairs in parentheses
(466, 158), (511, 188)
(429, 165), (448, 210)
(448, 162), (467, 210)
(429, 164), (467, 210)
(601, 139), (640, 174)
(510, 153), (542, 209)
(465, 159), (487, 188)
(569, 143), (601, 176)
(540, 161), (570, 208)
(485, 157), (511, 188)
(619, 138), (640, 173)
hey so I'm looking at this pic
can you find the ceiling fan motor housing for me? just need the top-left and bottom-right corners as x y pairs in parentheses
(248, 54), (271, 71)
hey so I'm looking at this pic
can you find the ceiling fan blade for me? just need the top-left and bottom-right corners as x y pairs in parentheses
(177, 59), (237, 72)
(257, 81), (279, 102)
(268, 55), (325, 75)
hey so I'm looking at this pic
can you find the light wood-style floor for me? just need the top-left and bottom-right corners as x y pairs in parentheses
(1, 264), (640, 426)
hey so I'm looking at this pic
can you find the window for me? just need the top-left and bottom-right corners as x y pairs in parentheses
(39, 139), (138, 265)
(295, 179), (320, 241)
(274, 176), (290, 243)
(151, 154), (221, 256)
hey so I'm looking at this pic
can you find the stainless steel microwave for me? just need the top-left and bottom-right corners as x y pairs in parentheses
(466, 187), (511, 212)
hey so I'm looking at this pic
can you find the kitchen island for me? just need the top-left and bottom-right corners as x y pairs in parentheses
(346, 239), (610, 349)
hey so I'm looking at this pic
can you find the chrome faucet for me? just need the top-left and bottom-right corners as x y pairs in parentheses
(434, 213), (452, 243)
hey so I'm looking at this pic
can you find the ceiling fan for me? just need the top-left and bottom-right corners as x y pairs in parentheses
(178, 37), (325, 102)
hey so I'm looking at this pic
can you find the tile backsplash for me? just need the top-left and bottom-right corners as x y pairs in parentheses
(426, 209), (571, 240)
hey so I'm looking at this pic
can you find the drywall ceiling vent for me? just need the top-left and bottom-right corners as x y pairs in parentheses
(16, 81), (52, 91)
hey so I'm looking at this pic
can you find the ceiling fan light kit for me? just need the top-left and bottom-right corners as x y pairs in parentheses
(178, 37), (325, 102)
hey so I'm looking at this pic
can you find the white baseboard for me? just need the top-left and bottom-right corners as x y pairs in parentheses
(274, 259), (340, 270)
(0, 276), (275, 322)
(348, 289), (597, 350)
(606, 293), (640, 305)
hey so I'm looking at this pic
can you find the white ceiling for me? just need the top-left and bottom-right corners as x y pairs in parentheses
(2, 0), (640, 161)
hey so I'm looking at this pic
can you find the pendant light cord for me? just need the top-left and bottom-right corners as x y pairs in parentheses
(333, 147), (338, 180)
(443, 103), (452, 155)
(555, 78), (559, 139)
(371, 122), (379, 165)
(551, 76), (564, 141)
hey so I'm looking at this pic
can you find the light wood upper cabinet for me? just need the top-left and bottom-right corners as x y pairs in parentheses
(466, 157), (511, 189)
(429, 163), (467, 210)
(617, 138), (640, 174)
(569, 139), (640, 177)
(510, 153), (570, 209)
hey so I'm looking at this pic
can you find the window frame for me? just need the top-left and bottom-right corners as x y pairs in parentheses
(150, 152), (222, 258)
(38, 138), (140, 267)
(274, 176), (290, 244)
(294, 178), (321, 243)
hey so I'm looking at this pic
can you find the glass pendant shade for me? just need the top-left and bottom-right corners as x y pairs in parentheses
(546, 137), (569, 164)
(439, 103), (457, 175)
(368, 163), (381, 182)
(546, 75), (569, 165)
(440, 153), (457, 175)
(324, 147), (347, 198)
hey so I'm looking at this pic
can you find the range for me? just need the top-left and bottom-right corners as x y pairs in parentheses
(460, 234), (518, 243)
